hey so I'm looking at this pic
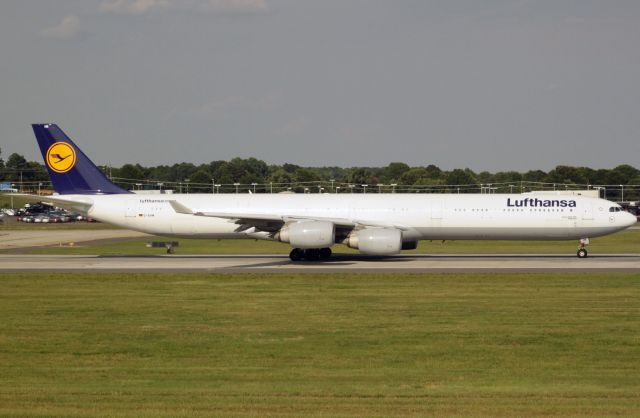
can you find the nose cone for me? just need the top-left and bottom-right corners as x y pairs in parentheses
(623, 211), (637, 228)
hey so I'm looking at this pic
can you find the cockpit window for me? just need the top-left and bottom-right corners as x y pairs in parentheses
(609, 207), (623, 212)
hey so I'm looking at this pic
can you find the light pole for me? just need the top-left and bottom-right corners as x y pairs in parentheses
(234, 183), (240, 194)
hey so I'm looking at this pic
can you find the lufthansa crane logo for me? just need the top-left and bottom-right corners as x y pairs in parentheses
(46, 142), (76, 173)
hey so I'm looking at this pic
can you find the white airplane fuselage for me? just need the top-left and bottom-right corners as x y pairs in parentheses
(68, 193), (635, 242)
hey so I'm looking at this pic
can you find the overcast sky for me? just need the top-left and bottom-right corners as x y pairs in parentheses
(1, 0), (639, 171)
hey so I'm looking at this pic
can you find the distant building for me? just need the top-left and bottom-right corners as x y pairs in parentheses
(0, 182), (17, 192)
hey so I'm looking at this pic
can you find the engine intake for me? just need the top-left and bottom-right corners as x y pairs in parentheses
(277, 220), (335, 249)
(347, 228), (402, 255)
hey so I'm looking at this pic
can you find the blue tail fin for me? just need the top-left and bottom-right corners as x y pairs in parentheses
(33, 124), (130, 195)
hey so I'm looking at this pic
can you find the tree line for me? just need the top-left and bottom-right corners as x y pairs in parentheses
(1, 146), (639, 199)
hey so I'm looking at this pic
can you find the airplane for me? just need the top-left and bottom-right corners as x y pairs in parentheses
(26, 123), (637, 261)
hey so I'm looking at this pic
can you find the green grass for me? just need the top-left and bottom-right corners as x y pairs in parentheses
(23, 227), (640, 255)
(0, 272), (639, 416)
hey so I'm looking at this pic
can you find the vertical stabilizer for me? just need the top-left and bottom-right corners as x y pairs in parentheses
(32, 124), (130, 194)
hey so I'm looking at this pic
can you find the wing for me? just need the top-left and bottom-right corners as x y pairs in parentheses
(168, 200), (409, 233)
(9, 194), (94, 214)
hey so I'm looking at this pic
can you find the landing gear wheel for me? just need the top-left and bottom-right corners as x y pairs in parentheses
(289, 248), (304, 261)
(303, 248), (321, 261)
(319, 248), (332, 259)
(577, 237), (589, 259)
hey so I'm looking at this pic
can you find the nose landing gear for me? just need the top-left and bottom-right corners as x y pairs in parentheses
(289, 247), (332, 261)
(577, 238), (589, 258)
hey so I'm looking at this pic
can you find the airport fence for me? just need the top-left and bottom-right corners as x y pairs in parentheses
(2, 178), (640, 202)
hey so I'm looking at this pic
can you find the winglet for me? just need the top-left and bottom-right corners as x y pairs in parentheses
(169, 200), (194, 214)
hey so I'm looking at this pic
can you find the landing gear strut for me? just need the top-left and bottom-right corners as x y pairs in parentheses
(577, 238), (589, 258)
(289, 247), (332, 261)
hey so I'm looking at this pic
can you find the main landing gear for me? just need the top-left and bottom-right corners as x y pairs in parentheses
(577, 238), (589, 258)
(289, 247), (332, 262)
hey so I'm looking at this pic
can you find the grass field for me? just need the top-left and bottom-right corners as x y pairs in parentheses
(1, 272), (639, 416)
(22, 227), (640, 255)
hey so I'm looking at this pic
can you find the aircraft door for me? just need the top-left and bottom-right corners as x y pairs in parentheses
(125, 199), (141, 218)
(430, 200), (444, 228)
(430, 201), (443, 219)
(581, 203), (594, 221)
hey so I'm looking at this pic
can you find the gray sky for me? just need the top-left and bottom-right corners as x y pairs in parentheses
(1, 0), (639, 170)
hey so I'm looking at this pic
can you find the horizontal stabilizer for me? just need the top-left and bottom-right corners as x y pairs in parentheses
(11, 194), (94, 214)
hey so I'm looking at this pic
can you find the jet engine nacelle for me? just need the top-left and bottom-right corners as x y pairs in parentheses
(347, 228), (402, 255)
(277, 220), (335, 249)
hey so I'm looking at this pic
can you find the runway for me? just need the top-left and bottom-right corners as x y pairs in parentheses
(1, 253), (639, 272)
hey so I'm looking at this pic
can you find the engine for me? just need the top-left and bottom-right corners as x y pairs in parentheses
(347, 228), (402, 255)
(276, 220), (335, 249)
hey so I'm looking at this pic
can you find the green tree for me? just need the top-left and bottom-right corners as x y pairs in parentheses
(607, 164), (639, 185)
(282, 163), (300, 173)
(383, 162), (410, 182)
(523, 170), (547, 183)
(5, 153), (28, 182)
(446, 168), (478, 188)
(399, 168), (429, 185)
(267, 168), (294, 189)
(424, 164), (442, 179)
(546, 166), (588, 185)
(189, 170), (213, 192)
(347, 168), (372, 186)
(117, 164), (145, 180)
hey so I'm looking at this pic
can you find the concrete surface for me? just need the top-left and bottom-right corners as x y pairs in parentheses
(1, 253), (639, 273)
(0, 230), (150, 250)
